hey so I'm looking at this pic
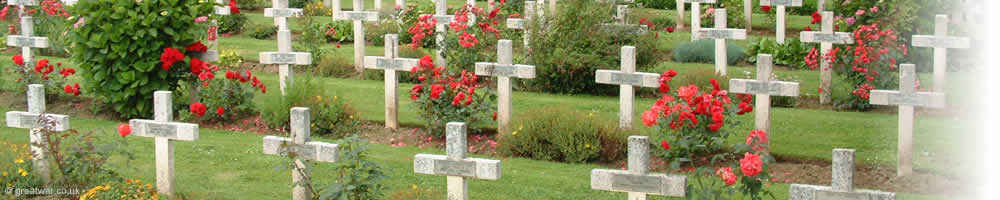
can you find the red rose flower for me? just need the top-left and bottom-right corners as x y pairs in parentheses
(492, 112), (497, 120)
(666, 26), (674, 33)
(761, 6), (771, 12)
(641, 110), (658, 126)
(811, 11), (822, 24)
(717, 167), (738, 185)
(190, 102), (207, 117)
(660, 140), (670, 150)
(739, 152), (763, 177)
(804, 26), (812, 31)
(186, 41), (208, 52)
(160, 47), (185, 71)
(746, 130), (769, 152)
(229, 0), (241, 14)
(451, 92), (466, 106)
(430, 84), (444, 99)
(12, 55), (23, 65)
(190, 58), (205, 75)
(117, 124), (131, 137)
(217, 107), (225, 116)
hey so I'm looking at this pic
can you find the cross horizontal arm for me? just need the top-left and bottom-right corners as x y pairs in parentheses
(194, 50), (220, 62)
(5, 112), (69, 131)
(260, 52), (312, 65)
(869, 90), (945, 108)
(7, 0), (37, 6)
(7, 36), (49, 48)
(264, 8), (304, 18)
(590, 169), (686, 197)
(789, 184), (896, 200)
(595, 70), (660, 88)
(413, 154), (501, 180)
(680, 0), (715, 3)
(262, 136), (340, 163)
(800, 32), (854, 44)
(420, 14), (455, 24)
(214, 6), (232, 15)
(474, 63), (536, 79)
(334, 11), (380, 21)
(696, 28), (747, 40)
(128, 119), (199, 141)
(364, 56), (420, 71)
(729, 79), (800, 97)
(761, 0), (803, 6)
(599, 24), (649, 35)
(911, 35), (970, 49)
(507, 18), (525, 29)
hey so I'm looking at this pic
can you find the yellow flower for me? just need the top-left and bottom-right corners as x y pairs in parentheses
(585, 144), (591, 148)
(160, 11), (168, 16)
(334, 96), (338, 101)
(14, 158), (23, 163)
(350, 115), (354, 119)
(2, 171), (6, 176)
(512, 131), (518, 135)
(135, 179), (141, 183)
(518, 125), (523, 130)
(588, 112), (595, 117)
(411, 184), (417, 189)
(18, 168), (27, 176)
(316, 95), (322, 101)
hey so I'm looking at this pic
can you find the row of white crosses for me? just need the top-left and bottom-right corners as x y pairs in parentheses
(7, 0), (50, 71)
(869, 64), (944, 176)
(263, 107), (340, 200)
(591, 136), (687, 199)
(5, 85), (70, 184)
(600, 5), (649, 35)
(694, 8), (746, 76)
(800, 11), (853, 104)
(595, 46), (660, 129)
(761, 0), (803, 44)
(789, 149), (896, 200)
(332, 0), (379, 73)
(261, 0), (311, 95)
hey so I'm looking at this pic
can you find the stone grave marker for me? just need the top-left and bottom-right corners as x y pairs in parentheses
(761, 0), (803, 44)
(506, 1), (538, 50)
(695, 8), (746, 76)
(729, 54), (800, 141)
(422, 0), (455, 67)
(911, 14), (970, 92)
(332, 0), (379, 73)
(800, 11), (853, 104)
(195, 0), (232, 62)
(6, 1), (49, 69)
(127, 91), (200, 198)
(869, 64), (945, 176)
(5, 84), (70, 183)
(262, 2), (311, 95)
(263, 107), (340, 200)
(591, 136), (686, 199)
(680, 0), (716, 41)
(789, 149), (896, 200)
(595, 46), (660, 129)
(600, 5), (649, 35)
(675, 0), (685, 29)
(363, 34), (420, 130)
(413, 122), (501, 200)
(474, 40), (535, 135)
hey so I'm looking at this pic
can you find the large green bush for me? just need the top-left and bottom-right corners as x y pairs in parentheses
(672, 39), (745, 65)
(218, 13), (249, 34)
(744, 37), (815, 69)
(498, 107), (629, 163)
(527, 0), (656, 95)
(258, 76), (361, 138)
(68, 0), (215, 118)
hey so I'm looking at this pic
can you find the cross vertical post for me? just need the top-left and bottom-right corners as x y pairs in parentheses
(800, 11), (853, 104)
(332, 0), (379, 74)
(474, 40), (536, 135)
(729, 54), (800, 144)
(414, 122), (502, 200)
(5, 84), (71, 184)
(363, 34), (421, 130)
(695, 8), (747, 76)
(789, 149), (896, 200)
(591, 136), (687, 199)
(869, 64), (945, 176)
(263, 108), (341, 200)
(128, 91), (201, 198)
(675, 0), (684, 29)
(761, 0), (804, 44)
(263, 4), (311, 95)
(595, 46), (661, 129)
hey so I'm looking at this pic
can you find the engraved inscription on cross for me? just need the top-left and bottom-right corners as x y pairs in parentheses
(363, 34), (421, 130)
(695, 8), (746, 76)
(729, 54), (799, 140)
(195, 0), (234, 62)
(760, 0), (803, 44)
(413, 122), (502, 200)
(911, 14), (970, 92)
(800, 11), (854, 105)
(591, 136), (686, 200)
(5, 84), (70, 184)
(680, 0), (717, 40)
(127, 91), (200, 198)
(332, 0), (379, 73)
(262, 1), (310, 95)
(599, 5), (649, 35)
(789, 149), (896, 200)
(868, 64), (944, 176)
(474, 40), (536, 135)
(263, 107), (340, 200)
(595, 46), (660, 129)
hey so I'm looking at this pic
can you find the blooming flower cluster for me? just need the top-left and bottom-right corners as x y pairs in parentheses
(804, 21), (905, 100)
(641, 72), (752, 132)
(408, 15), (437, 49)
(224, 69), (267, 94)
(409, 56), (480, 105)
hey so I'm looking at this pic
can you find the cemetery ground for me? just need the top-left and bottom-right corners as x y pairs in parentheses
(0, 3), (979, 200)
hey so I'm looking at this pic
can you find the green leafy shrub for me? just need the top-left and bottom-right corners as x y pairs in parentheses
(498, 107), (629, 163)
(68, 0), (216, 118)
(31, 7), (74, 57)
(788, 0), (819, 15)
(31, 117), (134, 197)
(315, 54), (357, 78)
(249, 23), (279, 39)
(317, 135), (390, 200)
(289, 0), (309, 8)
(527, 0), (657, 95)
(258, 76), (361, 138)
(672, 39), (745, 65)
(0, 142), (43, 195)
(744, 37), (815, 69)
(216, 48), (244, 68)
(219, 13), (249, 34)
(636, 0), (676, 9)
(239, 0), (272, 10)
(323, 21), (354, 42)
(648, 15), (676, 29)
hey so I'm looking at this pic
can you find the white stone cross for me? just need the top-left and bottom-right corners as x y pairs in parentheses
(681, 0), (716, 41)
(506, 1), (538, 50)
(5, 84), (70, 184)
(595, 46), (661, 129)
(363, 34), (420, 130)
(695, 8), (747, 76)
(800, 11), (853, 104)
(761, 0), (803, 44)
(474, 40), (535, 135)
(332, 0), (379, 74)
(729, 54), (799, 140)
(789, 149), (896, 200)
(423, 0), (455, 67)
(6, 15), (49, 69)
(591, 136), (686, 199)
(675, 0), (685, 30)
(868, 64), (945, 176)
(61, 0), (76, 5)
(263, 107), (340, 200)
(413, 122), (501, 200)
(127, 91), (200, 198)
(262, 2), (311, 95)
(599, 5), (648, 35)
(911, 14), (970, 92)
(195, 0), (233, 62)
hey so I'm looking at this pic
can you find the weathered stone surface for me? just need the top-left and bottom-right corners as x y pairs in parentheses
(7, 36), (49, 48)
(129, 119), (199, 141)
(595, 70), (660, 88)
(590, 169), (686, 197)
(260, 52), (312, 65)
(474, 63), (537, 78)
(264, 8), (304, 17)
(760, 0), (802, 6)
(364, 57), (420, 71)
(7, 0), (38, 6)
(5, 112), (69, 131)
(800, 32), (854, 44)
(729, 80), (800, 96)
(789, 184), (896, 200)
(262, 136), (340, 162)
(334, 11), (379, 21)
(412, 155), (502, 180)
(696, 28), (747, 39)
